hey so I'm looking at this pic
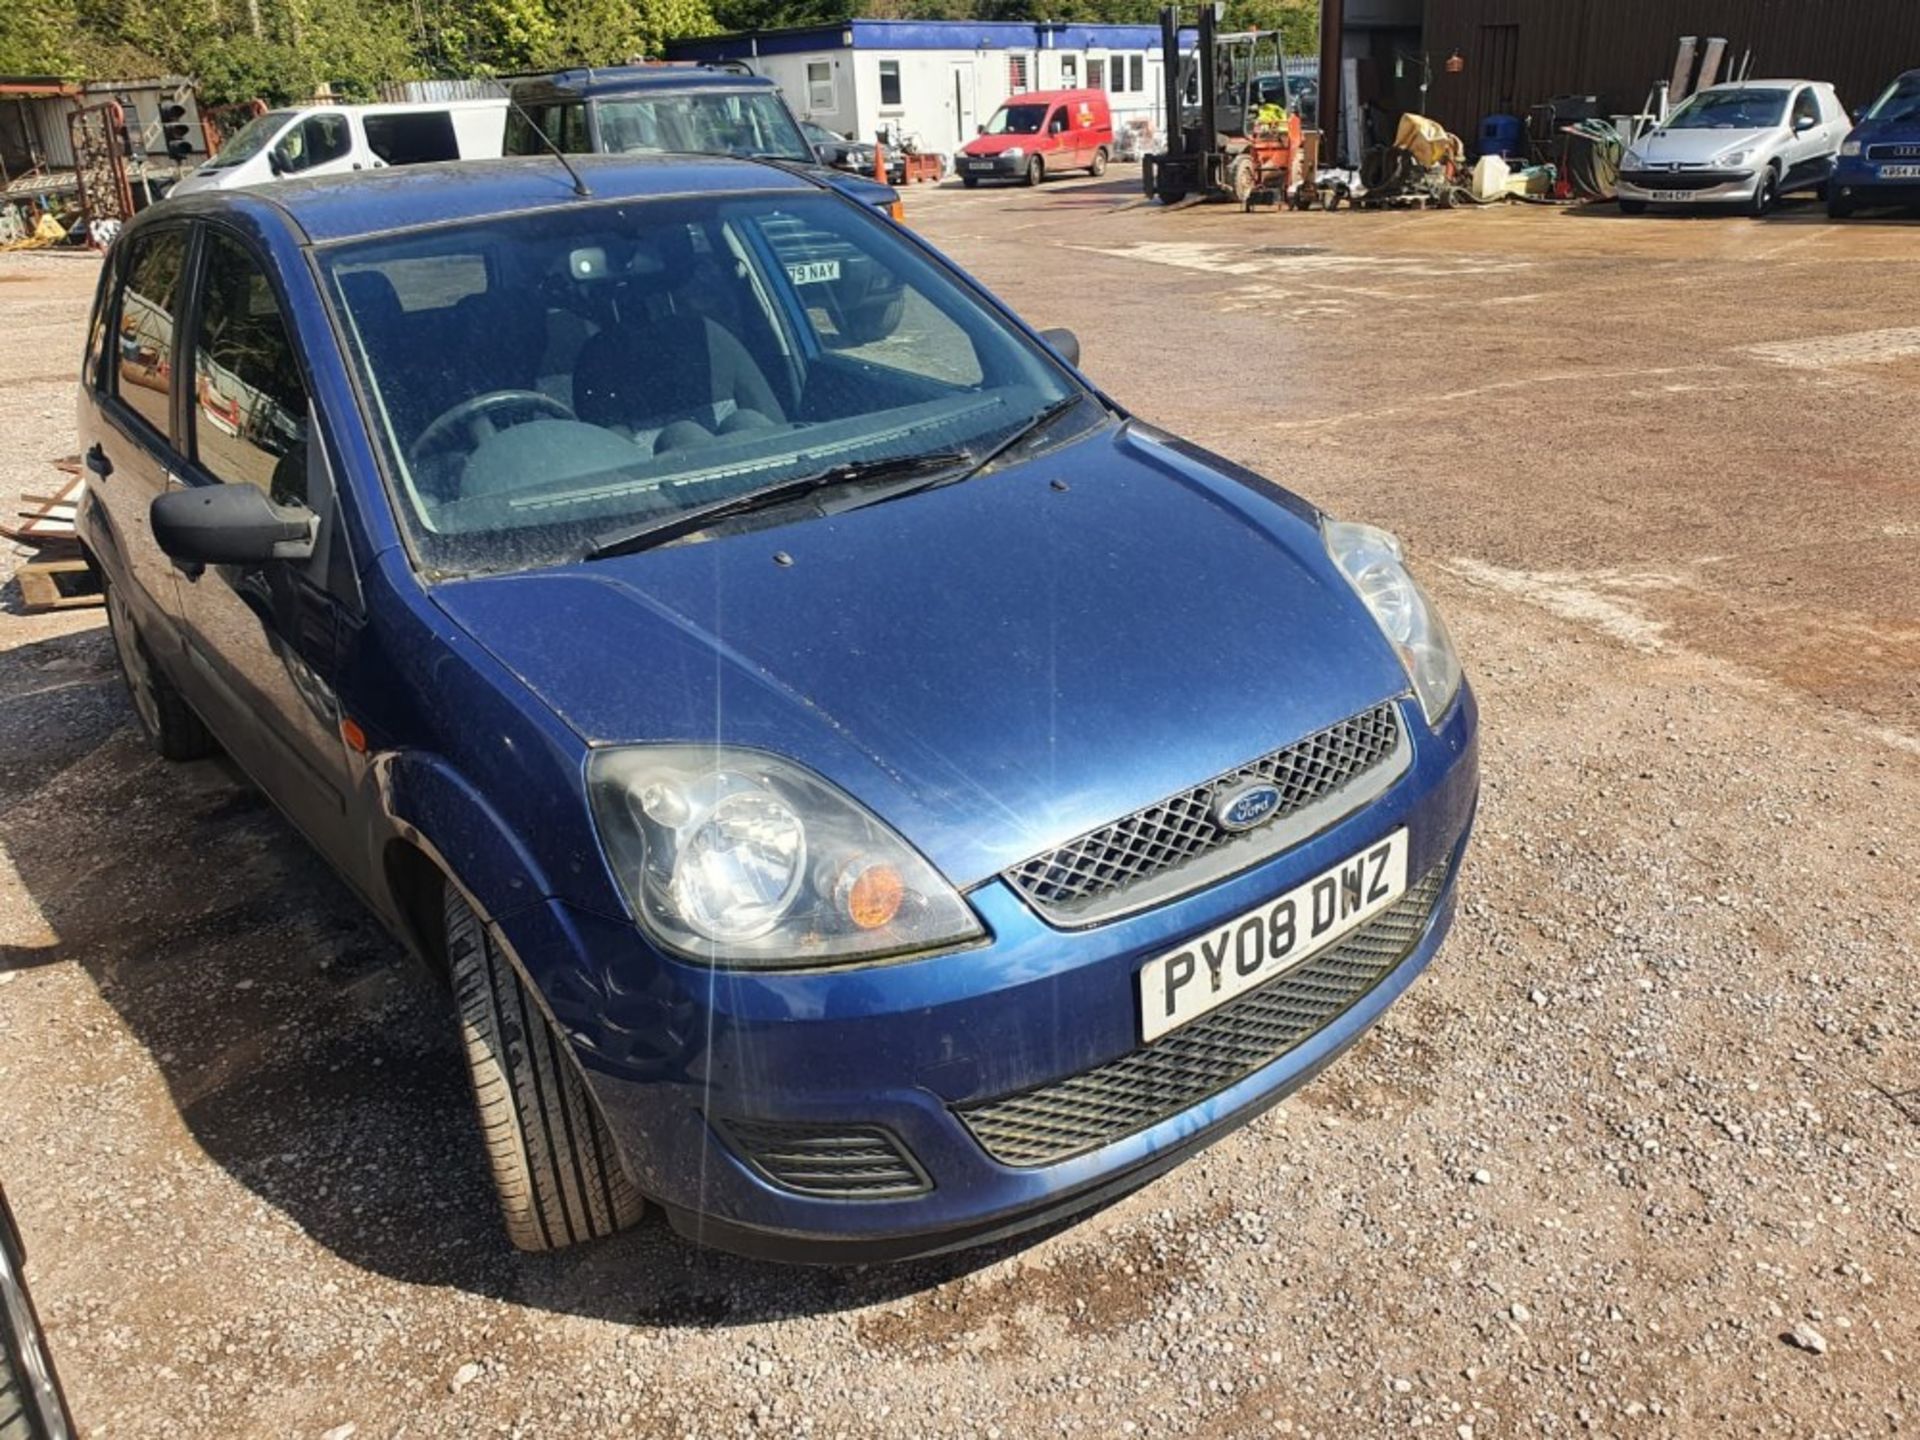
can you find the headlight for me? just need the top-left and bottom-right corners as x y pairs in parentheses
(1322, 519), (1464, 727)
(1622, 148), (1645, 169)
(588, 747), (984, 967)
(1003, 146), (1024, 159)
(1720, 148), (1754, 167)
(1841, 139), (1862, 157)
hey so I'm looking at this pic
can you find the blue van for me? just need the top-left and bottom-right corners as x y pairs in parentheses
(1829, 68), (1920, 216)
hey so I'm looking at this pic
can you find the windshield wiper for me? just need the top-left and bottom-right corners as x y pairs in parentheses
(841, 395), (1090, 513)
(583, 450), (968, 561)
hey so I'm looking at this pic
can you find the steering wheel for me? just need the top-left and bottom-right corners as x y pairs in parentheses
(411, 389), (573, 459)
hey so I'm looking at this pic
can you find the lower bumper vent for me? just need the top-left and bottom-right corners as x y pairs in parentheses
(717, 1119), (932, 1200)
(957, 858), (1450, 1168)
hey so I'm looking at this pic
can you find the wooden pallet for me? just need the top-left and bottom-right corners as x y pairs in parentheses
(14, 554), (101, 612)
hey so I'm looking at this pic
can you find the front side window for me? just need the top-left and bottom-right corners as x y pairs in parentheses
(191, 231), (310, 504)
(808, 62), (835, 111)
(1665, 88), (1788, 130)
(321, 193), (1083, 577)
(594, 92), (811, 161)
(275, 112), (352, 172)
(112, 228), (188, 440)
(879, 60), (902, 108)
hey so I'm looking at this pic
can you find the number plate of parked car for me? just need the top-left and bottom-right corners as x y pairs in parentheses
(1138, 830), (1409, 1042)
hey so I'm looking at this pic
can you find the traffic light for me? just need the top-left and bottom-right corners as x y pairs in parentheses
(161, 102), (194, 160)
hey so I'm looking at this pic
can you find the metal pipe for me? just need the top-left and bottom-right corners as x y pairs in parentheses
(1161, 4), (1181, 151)
(1319, 0), (1343, 165)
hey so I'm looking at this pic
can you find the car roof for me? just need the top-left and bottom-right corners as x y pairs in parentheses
(999, 89), (1106, 105)
(1696, 79), (1824, 92)
(152, 153), (819, 244)
(508, 64), (772, 103)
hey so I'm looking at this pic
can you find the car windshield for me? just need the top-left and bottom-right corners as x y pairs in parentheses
(1866, 73), (1920, 124)
(593, 92), (812, 161)
(985, 104), (1048, 136)
(321, 191), (1084, 576)
(202, 110), (294, 169)
(1664, 88), (1789, 130)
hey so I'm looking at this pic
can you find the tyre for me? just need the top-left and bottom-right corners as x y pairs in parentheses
(1228, 154), (1257, 205)
(1827, 189), (1855, 219)
(1088, 146), (1108, 177)
(1748, 166), (1779, 217)
(104, 575), (216, 761)
(1025, 155), (1044, 187)
(445, 885), (645, 1251)
(1618, 198), (1647, 215)
(961, 174), (979, 188)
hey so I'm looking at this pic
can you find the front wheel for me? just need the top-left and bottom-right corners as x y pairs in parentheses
(1088, 147), (1108, 177)
(446, 885), (645, 1252)
(1748, 167), (1779, 217)
(961, 174), (980, 188)
(1025, 156), (1044, 187)
(1618, 198), (1647, 215)
(1827, 189), (1855, 219)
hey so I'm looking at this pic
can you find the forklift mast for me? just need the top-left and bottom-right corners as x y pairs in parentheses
(1148, 3), (1302, 205)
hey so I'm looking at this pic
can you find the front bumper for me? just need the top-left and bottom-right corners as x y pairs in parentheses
(513, 689), (1478, 1263)
(957, 152), (1026, 179)
(1830, 157), (1920, 209)
(1618, 168), (1760, 204)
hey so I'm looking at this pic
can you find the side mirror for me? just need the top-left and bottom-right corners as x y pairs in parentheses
(267, 146), (290, 175)
(976, 124), (986, 135)
(152, 484), (316, 567)
(1040, 326), (1080, 367)
(1795, 114), (1817, 132)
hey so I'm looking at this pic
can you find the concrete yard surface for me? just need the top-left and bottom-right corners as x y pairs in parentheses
(0, 180), (1916, 1438)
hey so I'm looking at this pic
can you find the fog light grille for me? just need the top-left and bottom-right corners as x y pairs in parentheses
(717, 1120), (932, 1200)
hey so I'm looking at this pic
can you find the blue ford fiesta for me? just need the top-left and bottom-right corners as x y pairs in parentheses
(1830, 68), (1920, 217)
(78, 154), (1477, 1259)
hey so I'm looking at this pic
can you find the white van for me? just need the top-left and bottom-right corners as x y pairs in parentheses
(170, 100), (508, 194)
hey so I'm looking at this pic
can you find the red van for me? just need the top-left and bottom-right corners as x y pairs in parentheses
(957, 88), (1114, 187)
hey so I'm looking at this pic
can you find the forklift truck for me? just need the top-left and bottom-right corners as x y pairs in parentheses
(1145, 2), (1304, 204)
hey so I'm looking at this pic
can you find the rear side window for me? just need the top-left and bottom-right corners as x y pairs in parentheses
(275, 112), (352, 172)
(190, 231), (310, 504)
(364, 111), (459, 166)
(112, 228), (188, 441)
(506, 101), (588, 155)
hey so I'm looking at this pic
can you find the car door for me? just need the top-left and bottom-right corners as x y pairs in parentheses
(1784, 86), (1829, 190)
(87, 224), (192, 648)
(1044, 105), (1076, 168)
(270, 110), (360, 180)
(169, 224), (365, 869)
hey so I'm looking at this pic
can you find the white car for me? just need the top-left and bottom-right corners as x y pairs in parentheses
(1617, 80), (1850, 215)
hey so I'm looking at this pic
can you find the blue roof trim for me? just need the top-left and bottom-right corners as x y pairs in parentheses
(664, 18), (1171, 61)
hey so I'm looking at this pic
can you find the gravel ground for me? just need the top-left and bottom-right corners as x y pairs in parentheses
(1, 181), (1916, 1439)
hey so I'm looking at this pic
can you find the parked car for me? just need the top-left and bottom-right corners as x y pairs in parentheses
(1617, 79), (1850, 215)
(957, 88), (1114, 187)
(504, 65), (902, 219)
(78, 153), (1477, 1262)
(1828, 67), (1920, 217)
(800, 118), (860, 169)
(170, 100), (507, 194)
(2, 1184), (77, 1440)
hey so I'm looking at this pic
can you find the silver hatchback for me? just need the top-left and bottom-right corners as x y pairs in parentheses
(1618, 80), (1851, 215)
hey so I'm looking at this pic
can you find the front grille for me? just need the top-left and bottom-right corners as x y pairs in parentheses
(1620, 168), (1749, 190)
(1866, 143), (1920, 161)
(717, 1119), (931, 1200)
(1003, 703), (1406, 925)
(958, 860), (1449, 1168)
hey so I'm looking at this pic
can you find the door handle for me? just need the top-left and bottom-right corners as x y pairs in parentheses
(85, 444), (113, 478)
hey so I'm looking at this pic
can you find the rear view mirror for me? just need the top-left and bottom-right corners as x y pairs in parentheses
(152, 484), (316, 567)
(1040, 327), (1081, 367)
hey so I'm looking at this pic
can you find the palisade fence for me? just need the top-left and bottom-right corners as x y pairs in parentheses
(372, 78), (509, 103)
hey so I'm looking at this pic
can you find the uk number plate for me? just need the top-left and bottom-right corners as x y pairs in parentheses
(1137, 829), (1409, 1042)
(1879, 164), (1920, 179)
(785, 259), (841, 285)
